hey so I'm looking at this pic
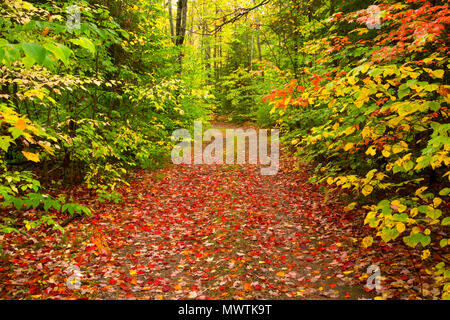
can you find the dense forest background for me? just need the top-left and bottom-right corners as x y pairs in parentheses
(0, 0), (449, 299)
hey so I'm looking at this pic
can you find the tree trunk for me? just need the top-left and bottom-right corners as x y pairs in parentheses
(175, 0), (188, 72)
(168, 0), (175, 42)
(256, 28), (264, 79)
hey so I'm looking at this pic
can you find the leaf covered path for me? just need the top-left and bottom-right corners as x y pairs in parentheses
(91, 160), (375, 300)
(1, 125), (382, 300)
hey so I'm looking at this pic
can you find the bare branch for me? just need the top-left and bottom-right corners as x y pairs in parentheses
(199, 0), (271, 35)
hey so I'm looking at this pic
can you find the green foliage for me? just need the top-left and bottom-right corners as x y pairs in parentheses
(0, 104), (90, 234)
(0, 0), (208, 235)
(256, 102), (275, 128)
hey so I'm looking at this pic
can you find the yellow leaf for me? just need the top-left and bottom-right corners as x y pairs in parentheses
(354, 99), (365, 108)
(344, 142), (354, 151)
(269, 106), (277, 115)
(362, 236), (373, 248)
(343, 270), (354, 275)
(433, 197), (442, 207)
(284, 97), (291, 107)
(21, 151), (40, 162)
(415, 186), (428, 196)
(382, 149), (390, 157)
(361, 64), (370, 74)
(362, 185), (374, 196)
(129, 270), (137, 276)
(332, 122), (340, 130)
(432, 70), (444, 79)
(396, 222), (405, 234)
(421, 249), (430, 260)
(366, 146), (376, 156)
(347, 76), (357, 85)
(344, 126), (355, 135)
(392, 142), (407, 154)
(276, 271), (286, 277)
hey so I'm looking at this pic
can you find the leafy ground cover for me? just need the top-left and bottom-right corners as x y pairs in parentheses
(0, 124), (440, 300)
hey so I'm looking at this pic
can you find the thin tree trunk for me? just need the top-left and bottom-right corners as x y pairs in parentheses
(168, 0), (175, 42)
(175, 0), (188, 72)
(250, 33), (254, 71)
(257, 29), (264, 79)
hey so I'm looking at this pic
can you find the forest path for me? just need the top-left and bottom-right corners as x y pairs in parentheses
(85, 122), (375, 300)
(0, 122), (377, 300)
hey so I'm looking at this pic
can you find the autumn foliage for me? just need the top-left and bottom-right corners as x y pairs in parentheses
(0, 0), (449, 301)
(263, 0), (449, 299)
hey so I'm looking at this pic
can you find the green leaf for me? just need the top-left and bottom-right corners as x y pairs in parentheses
(21, 42), (47, 65)
(392, 213), (408, 222)
(13, 197), (23, 211)
(427, 209), (442, 220)
(381, 227), (399, 242)
(0, 136), (12, 152)
(398, 85), (410, 99)
(377, 199), (392, 216)
(44, 42), (72, 66)
(62, 203), (75, 215)
(70, 37), (96, 55)
(442, 217), (450, 226)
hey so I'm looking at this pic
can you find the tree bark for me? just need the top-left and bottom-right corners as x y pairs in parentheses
(256, 25), (264, 79)
(175, 0), (188, 72)
(168, 0), (175, 42)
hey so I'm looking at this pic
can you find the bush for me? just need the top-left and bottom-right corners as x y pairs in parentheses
(256, 102), (275, 127)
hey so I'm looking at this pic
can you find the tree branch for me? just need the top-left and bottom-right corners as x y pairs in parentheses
(203, 0), (271, 35)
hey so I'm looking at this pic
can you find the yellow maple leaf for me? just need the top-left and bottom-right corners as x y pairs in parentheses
(22, 151), (40, 162)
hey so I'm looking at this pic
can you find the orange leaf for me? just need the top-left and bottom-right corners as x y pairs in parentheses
(174, 284), (182, 290)
(15, 119), (27, 131)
